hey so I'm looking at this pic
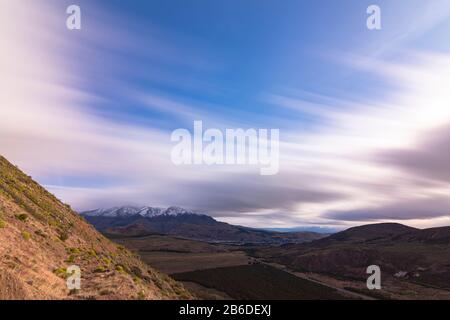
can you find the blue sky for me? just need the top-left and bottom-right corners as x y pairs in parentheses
(2, 0), (450, 228)
(58, 0), (450, 132)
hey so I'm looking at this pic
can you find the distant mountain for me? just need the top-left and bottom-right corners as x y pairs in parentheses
(0, 156), (191, 300)
(81, 206), (325, 244)
(394, 226), (450, 244)
(252, 222), (450, 291)
(83, 206), (204, 218)
(263, 226), (339, 234)
(318, 223), (418, 244)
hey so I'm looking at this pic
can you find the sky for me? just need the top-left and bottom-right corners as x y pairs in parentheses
(1, 0), (450, 229)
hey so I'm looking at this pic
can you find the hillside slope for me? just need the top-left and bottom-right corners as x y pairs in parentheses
(314, 223), (418, 245)
(0, 156), (191, 300)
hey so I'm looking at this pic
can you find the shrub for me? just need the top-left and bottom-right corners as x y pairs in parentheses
(15, 214), (28, 222)
(22, 231), (31, 241)
(94, 266), (108, 273)
(133, 276), (141, 284)
(34, 230), (46, 238)
(115, 265), (126, 274)
(137, 290), (146, 300)
(68, 247), (81, 254)
(88, 249), (97, 256)
(130, 266), (144, 278)
(58, 231), (69, 242)
(48, 220), (58, 227)
(53, 267), (68, 279)
(0, 219), (6, 228)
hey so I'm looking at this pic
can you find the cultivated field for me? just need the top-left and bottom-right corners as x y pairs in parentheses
(172, 264), (348, 300)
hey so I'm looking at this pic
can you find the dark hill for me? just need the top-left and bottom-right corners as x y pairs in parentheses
(251, 222), (450, 291)
(322, 223), (418, 243)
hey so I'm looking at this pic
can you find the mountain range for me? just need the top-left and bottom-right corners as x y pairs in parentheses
(83, 206), (200, 218)
(81, 206), (326, 244)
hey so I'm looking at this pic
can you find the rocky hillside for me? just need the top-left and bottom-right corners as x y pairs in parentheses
(0, 156), (192, 300)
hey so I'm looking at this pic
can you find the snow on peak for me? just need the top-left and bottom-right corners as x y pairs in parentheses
(81, 206), (202, 218)
(164, 206), (193, 216)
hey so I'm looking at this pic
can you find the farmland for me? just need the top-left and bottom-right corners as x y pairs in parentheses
(172, 264), (348, 300)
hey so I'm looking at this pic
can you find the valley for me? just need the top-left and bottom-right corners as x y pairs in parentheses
(107, 233), (250, 274)
(96, 209), (450, 300)
(106, 232), (351, 299)
(172, 264), (347, 300)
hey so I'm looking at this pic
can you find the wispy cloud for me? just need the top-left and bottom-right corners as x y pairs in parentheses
(2, 1), (450, 229)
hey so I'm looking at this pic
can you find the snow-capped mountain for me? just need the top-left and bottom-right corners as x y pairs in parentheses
(81, 206), (203, 218)
(81, 206), (326, 244)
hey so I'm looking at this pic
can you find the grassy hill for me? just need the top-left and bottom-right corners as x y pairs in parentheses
(0, 156), (192, 300)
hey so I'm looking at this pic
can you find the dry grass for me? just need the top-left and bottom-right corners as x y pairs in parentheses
(140, 251), (250, 274)
(0, 155), (192, 300)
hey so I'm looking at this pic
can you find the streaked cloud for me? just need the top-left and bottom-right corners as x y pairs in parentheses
(1, 1), (450, 229)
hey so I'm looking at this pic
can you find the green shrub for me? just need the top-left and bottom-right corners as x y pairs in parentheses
(0, 219), (6, 228)
(133, 276), (141, 284)
(68, 247), (81, 254)
(53, 267), (68, 279)
(48, 220), (58, 227)
(22, 231), (31, 240)
(87, 249), (98, 258)
(94, 266), (108, 273)
(15, 214), (28, 222)
(115, 265), (126, 274)
(137, 290), (146, 300)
